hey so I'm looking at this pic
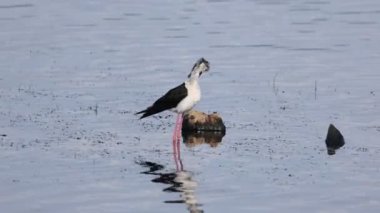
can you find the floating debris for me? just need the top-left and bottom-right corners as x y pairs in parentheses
(325, 124), (345, 155)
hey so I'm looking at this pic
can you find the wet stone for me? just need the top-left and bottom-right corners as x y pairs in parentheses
(325, 124), (345, 155)
(182, 110), (226, 133)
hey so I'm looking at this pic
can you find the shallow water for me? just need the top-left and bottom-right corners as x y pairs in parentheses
(0, 0), (380, 212)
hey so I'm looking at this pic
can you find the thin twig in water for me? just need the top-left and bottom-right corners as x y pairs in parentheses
(95, 103), (98, 115)
(272, 73), (279, 96)
(314, 80), (317, 100)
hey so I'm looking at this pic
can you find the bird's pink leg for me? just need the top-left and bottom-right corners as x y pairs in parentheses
(172, 114), (182, 171)
(176, 113), (183, 140)
(172, 114), (181, 141)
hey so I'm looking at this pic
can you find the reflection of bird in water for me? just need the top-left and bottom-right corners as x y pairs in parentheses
(137, 161), (204, 213)
(136, 58), (210, 141)
(136, 129), (224, 212)
(172, 130), (226, 172)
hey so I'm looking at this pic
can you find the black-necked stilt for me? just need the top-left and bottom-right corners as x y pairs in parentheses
(136, 58), (210, 140)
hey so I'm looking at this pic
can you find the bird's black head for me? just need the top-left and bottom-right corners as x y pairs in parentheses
(188, 58), (210, 78)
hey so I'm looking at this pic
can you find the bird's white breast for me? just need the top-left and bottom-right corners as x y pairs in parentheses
(174, 81), (201, 113)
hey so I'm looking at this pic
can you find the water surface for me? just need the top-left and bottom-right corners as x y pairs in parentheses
(0, 0), (379, 212)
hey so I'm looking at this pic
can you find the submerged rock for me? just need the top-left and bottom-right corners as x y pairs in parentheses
(325, 124), (345, 155)
(182, 110), (226, 133)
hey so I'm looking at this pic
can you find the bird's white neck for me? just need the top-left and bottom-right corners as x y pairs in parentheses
(188, 74), (200, 84)
(187, 68), (203, 84)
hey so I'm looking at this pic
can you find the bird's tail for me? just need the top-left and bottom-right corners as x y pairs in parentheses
(135, 110), (146, 115)
(135, 106), (165, 119)
(135, 109), (147, 119)
(135, 108), (156, 119)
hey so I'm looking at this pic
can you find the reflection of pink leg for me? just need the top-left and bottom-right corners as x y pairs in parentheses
(177, 138), (183, 171)
(173, 137), (179, 171)
(172, 114), (181, 171)
(176, 113), (183, 171)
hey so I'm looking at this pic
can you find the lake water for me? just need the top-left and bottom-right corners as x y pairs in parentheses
(0, 0), (379, 212)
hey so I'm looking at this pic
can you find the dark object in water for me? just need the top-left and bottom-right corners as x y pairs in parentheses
(325, 124), (345, 155)
(182, 110), (226, 133)
(182, 131), (225, 148)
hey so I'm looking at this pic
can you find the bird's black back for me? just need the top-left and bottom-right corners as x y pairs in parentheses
(136, 83), (188, 119)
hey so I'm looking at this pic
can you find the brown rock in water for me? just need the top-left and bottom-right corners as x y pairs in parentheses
(182, 110), (226, 133)
(325, 124), (345, 155)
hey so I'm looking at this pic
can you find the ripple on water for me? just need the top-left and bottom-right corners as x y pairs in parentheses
(206, 31), (224, 35)
(345, 21), (377, 25)
(182, 8), (196, 12)
(164, 35), (188, 39)
(251, 0), (290, 6)
(207, 0), (232, 3)
(311, 17), (329, 23)
(297, 30), (316, 34)
(289, 7), (322, 12)
(103, 17), (124, 21)
(304, 0), (331, 5)
(0, 4), (34, 9)
(124, 12), (142, 17)
(291, 21), (315, 25)
(209, 44), (286, 50)
(165, 27), (186, 32)
(147, 17), (170, 21)
(290, 47), (333, 52)
(64, 24), (97, 28)
(214, 20), (230, 25)
(335, 10), (380, 15)
(0, 17), (16, 21)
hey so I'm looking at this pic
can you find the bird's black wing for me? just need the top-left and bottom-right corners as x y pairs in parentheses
(136, 83), (187, 119)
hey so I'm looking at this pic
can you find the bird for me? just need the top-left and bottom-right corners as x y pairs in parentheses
(136, 58), (210, 140)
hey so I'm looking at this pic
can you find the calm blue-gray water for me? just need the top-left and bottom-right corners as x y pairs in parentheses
(0, 0), (379, 212)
